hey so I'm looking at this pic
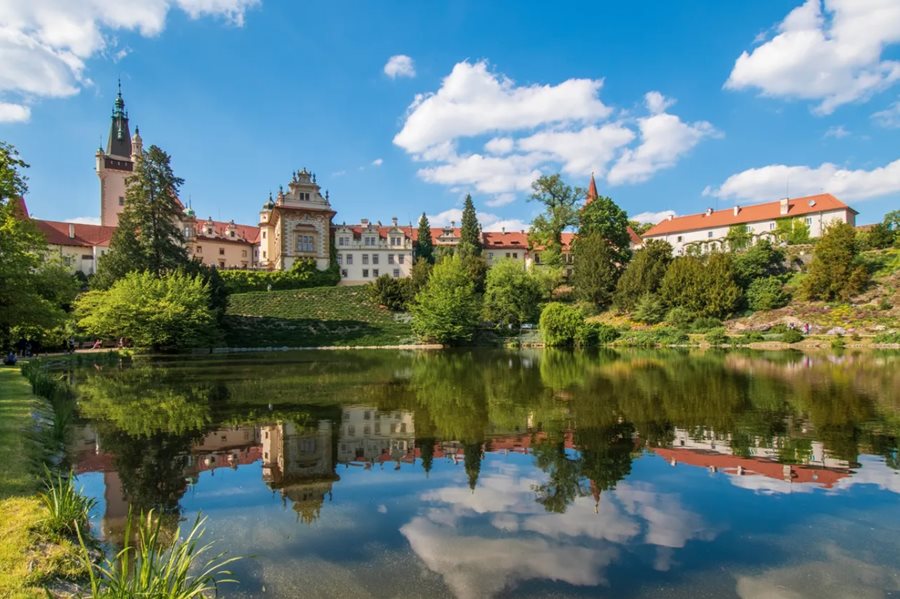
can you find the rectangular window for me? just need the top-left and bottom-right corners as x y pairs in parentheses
(372, 254), (379, 265)
(391, 237), (400, 246)
(219, 248), (225, 255)
(393, 269), (400, 278)
(707, 231), (713, 238)
(362, 269), (369, 278)
(388, 254), (395, 264)
(513, 252), (518, 259)
(506, 252), (510, 258)
(337, 254), (343, 264)
(362, 254), (369, 265)
(488, 252), (494, 260)
(346, 254), (353, 265)
(398, 254), (405, 264)
(218, 260), (225, 268)
(769, 222), (775, 230)
(373, 269), (379, 277)
(262, 251), (267, 258)
(805, 217), (812, 225)
(196, 246), (202, 253)
(365, 237), (375, 246)
(297, 234), (315, 253)
(338, 236), (347, 246)
(341, 269), (348, 278)
(118, 196), (124, 206)
(676, 235), (683, 242)
(262, 231), (266, 239)
(241, 249), (247, 257)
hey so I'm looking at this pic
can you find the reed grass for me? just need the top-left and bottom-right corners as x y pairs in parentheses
(38, 468), (96, 538)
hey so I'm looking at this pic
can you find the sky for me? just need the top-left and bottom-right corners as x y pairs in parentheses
(1, 0), (898, 230)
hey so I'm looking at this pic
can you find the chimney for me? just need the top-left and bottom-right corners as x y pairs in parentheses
(705, 207), (713, 217)
(502, 226), (506, 233)
(68, 223), (75, 239)
(360, 218), (369, 226)
(667, 214), (674, 221)
(451, 220), (456, 228)
(780, 198), (789, 216)
(391, 216), (398, 227)
(733, 205), (740, 216)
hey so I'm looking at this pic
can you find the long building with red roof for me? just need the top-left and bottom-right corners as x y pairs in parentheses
(643, 193), (856, 255)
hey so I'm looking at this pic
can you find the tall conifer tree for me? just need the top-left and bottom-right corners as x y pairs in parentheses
(415, 212), (435, 264)
(459, 194), (482, 258)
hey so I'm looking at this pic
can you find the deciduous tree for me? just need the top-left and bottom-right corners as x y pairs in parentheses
(528, 175), (580, 268)
(613, 239), (672, 312)
(483, 259), (543, 327)
(410, 255), (481, 344)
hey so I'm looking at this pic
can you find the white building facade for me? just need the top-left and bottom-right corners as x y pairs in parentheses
(334, 218), (414, 284)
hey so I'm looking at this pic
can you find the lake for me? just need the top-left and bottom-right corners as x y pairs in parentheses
(63, 349), (899, 598)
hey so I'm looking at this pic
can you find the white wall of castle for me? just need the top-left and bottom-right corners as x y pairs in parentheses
(335, 224), (413, 284)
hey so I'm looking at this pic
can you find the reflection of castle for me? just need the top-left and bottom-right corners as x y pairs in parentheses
(262, 421), (339, 524)
(338, 406), (416, 465)
(656, 428), (852, 488)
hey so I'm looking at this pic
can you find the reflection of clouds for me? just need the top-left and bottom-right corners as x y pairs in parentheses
(726, 474), (816, 495)
(832, 456), (900, 495)
(735, 544), (900, 599)
(402, 471), (716, 597)
(401, 516), (618, 599)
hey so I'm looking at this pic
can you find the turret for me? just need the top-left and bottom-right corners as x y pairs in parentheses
(131, 126), (143, 160)
(106, 79), (132, 158)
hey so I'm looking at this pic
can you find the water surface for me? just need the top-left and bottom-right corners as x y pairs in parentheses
(65, 349), (900, 598)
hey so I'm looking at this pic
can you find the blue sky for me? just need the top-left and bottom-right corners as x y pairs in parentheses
(1, 0), (898, 229)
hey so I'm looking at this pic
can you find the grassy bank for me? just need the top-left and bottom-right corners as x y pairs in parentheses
(224, 285), (415, 348)
(0, 367), (84, 598)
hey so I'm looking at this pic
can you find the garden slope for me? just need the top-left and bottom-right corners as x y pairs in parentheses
(224, 286), (415, 347)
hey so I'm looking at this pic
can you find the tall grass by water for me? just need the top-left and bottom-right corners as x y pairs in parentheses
(78, 510), (241, 599)
(39, 468), (96, 538)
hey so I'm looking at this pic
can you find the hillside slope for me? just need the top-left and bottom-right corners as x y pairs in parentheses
(224, 286), (415, 347)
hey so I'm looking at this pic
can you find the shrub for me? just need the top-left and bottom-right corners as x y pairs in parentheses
(411, 255), (481, 344)
(659, 254), (742, 318)
(803, 222), (869, 301)
(613, 240), (673, 312)
(368, 275), (412, 311)
(75, 271), (221, 350)
(217, 259), (339, 293)
(39, 469), (96, 538)
(732, 331), (765, 345)
(747, 276), (790, 311)
(539, 302), (584, 347)
(665, 306), (697, 330)
(733, 240), (786, 288)
(705, 328), (728, 346)
(831, 335), (846, 350)
(482, 259), (543, 327)
(617, 327), (688, 347)
(781, 329), (804, 344)
(690, 316), (723, 332)
(575, 322), (619, 347)
(874, 331), (900, 344)
(632, 293), (667, 324)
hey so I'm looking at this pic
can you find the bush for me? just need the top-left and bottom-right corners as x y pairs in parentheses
(690, 316), (723, 332)
(482, 259), (543, 327)
(410, 255), (481, 344)
(781, 329), (804, 344)
(75, 271), (221, 349)
(746, 276), (790, 311)
(617, 327), (688, 347)
(613, 240), (673, 312)
(874, 331), (900, 344)
(575, 322), (619, 347)
(831, 335), (846, 350)
(218, 258), (339, 293)
(665, 306), (697, 330)
(659, 254), (742, 318)
(368, 275), (412, 311)
(803, 222), (869, 301)
(539, 302), (584, 347)
(632, 293), (667, 324)
(704, 327), (728, 346)
(732, 331), (765, 346)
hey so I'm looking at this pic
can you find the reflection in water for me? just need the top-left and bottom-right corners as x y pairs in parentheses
(66, 349), (899, 597)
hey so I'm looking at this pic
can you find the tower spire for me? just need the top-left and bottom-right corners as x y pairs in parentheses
(586, 172), (598, 204)
(106, 80), (132, 158)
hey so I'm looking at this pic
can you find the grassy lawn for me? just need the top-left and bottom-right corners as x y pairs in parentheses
(0, 367), (84, 598)
(224, 285), (415, 347)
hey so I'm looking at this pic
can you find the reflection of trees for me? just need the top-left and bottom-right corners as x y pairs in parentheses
(417, 437), (436, 476)
(532, 437), (582, 513)
(463, 442), (483, 490)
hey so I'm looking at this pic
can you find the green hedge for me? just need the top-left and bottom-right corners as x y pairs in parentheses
(218, 259), (340, 294)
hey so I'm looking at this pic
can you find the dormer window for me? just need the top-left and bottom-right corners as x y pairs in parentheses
(229, 231), (235, 238)
(365, 236), (375, 246)
(390, 236), (401, 246)
(206, 227), (213, 235)
(338, 236), (348, 246)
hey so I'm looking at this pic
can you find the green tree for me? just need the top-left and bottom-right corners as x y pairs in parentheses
(539, 302), (584, 347)
(414, 213), (435, 264)
(613, 239), (672, 312)
(482, 259), (543, 327)
(462, 254), (489, 295)
(700, 253), (743, 318)
(0, 142), (78, 349)
(628, 220), (652, 236)
(725, 225), (752, 251)
(746, 276), (790, 311)
(95, 145), (188, 287)
(528, 174), (580, 267)
(572, 232), (619, 308)
(458, 194), (482, 258)
(410, 255), (481, 344)
(410, 257), (433, 295)
(369, 274), (412, 311)
(732, 239), (785, 289)
(76, 271), (220, 350)
(632, 293), (667, 324)
(774, 217), (810, 245)
(860, 223), (895, 249)
(802, 222), (869, 301)
(579, 194), (632, 265)
(660, 254), (742, 318)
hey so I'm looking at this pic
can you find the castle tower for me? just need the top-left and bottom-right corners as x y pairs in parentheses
(96, 81), (135, 227)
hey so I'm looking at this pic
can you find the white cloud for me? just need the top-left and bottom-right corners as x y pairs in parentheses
(872, 98), (900, 128)
(394, 61), (716, 204)
(706, 158), (900, 202)
(384, 54), (416, 79)
(0, 0), (258, 111)
(607, 95), (718, 185)
(725, 0), (900, 114)
(0, 101), (31, 123)
(371, 158), (384, 167)
(823, 125), (850, 138)
(427, 207), (529, 233)
(631, 210), (676, 224)
(67, 216), (101, 225)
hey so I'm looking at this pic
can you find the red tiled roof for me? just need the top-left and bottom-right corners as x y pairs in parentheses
(482, 231), (529, 249)
(195, 218), (260, 244)
(335, 224), (413, 240)
(34, 219), (117, 248)
(586, 174), (598, 203)
(653, 447), (849, 488)
(643, 194), (855, 237)
(12, 196), (29, 218)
